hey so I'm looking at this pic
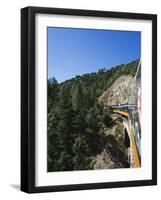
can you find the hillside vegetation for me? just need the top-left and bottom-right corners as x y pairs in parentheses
(47, 59), (139, 172)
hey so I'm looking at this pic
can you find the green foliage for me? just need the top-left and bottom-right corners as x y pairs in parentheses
(47, 59), (139, 171)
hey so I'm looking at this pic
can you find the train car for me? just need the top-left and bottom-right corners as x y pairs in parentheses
(128, 60), (141, 165)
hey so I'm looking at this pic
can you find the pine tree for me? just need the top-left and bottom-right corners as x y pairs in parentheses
(56, 85), (74, 171)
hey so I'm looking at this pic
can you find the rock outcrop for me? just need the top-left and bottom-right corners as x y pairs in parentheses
(92, 75), (135, 169)
(92, 122), (129, 169)
(99, 75), (134, 106)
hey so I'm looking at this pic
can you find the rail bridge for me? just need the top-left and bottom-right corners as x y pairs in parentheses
(111, 104), (141, 168)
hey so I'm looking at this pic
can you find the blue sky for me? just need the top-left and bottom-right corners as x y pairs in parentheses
(48, 27), (141, 83)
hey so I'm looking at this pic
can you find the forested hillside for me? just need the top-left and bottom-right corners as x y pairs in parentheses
(47, 59), (139, 172)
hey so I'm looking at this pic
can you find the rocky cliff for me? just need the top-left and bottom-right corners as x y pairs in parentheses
(99, 75), (135, 106)
(92, 75), (136, 169)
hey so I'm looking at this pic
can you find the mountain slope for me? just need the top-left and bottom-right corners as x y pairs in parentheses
(47, 59), (139, 171)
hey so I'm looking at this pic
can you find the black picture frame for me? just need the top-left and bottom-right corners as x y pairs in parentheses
(21, 6), (157, 193)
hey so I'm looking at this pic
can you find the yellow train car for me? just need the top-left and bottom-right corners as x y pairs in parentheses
(112, 109), (129, 117)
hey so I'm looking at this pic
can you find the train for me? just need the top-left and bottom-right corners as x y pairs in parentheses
(110, 60), (141, 168)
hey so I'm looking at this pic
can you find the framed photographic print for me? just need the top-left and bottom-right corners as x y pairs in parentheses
(21, 6), (157, 193)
